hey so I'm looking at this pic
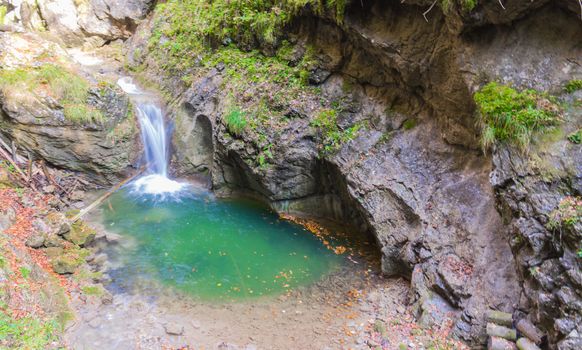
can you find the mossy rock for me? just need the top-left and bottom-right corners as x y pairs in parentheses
(64, 221), (96, 247)
(50, 248), (89, 275)
(44, 234), (65, 248)
(81, 284), (105, 297)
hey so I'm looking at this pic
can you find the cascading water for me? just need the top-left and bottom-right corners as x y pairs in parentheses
(117, 77), (186, 196)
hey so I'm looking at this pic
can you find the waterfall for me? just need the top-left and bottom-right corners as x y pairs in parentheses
(117, 77), (186, 196)
(136, 104), (168, 176)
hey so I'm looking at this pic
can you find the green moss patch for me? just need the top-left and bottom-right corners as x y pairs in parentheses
(568, 129), (581, 144)
(0, 64), (103, 124)
(64, 221), (96, 247)
(474, 82), (562, 151)
(565, 79), (582, 94)
(50, 247), (89, 275)
(0, 6), (7, 26)
(81, 285), (105, 297)
(224, 107), (247, 136)
(311, 108), (363, 156)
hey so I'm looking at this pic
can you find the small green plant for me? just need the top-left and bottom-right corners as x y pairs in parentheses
(547, 196), (581, 230)
(402, 119), (417, 130)
(81, 285), (103, 296)
(0, 312), (59, 349)
(564, 79), (582, 93)
(14, 188), (24, 197)
(224, 108), (247, 136)
(0, 6), (7, 26)
(257, 143), (274, 168)
(568, 129), (581, 144)
(19, 267), (31, 279)
(441, 0), (478, 13)
(474, 82), (562, 151)
(311, 108), (362, 155)
(0, 160), (16, 174)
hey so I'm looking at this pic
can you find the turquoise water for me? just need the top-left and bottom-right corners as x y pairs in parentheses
(100, 188), (344, 300)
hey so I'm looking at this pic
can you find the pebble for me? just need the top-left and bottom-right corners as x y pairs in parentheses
(101, 291), (113, 305)
(88, 316), (103, 329)
(164, 323), (184, 336)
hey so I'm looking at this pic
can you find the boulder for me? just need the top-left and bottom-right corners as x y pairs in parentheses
(25, 234), (45, 249)
(50, 248), (86, 274)
(64, 222), (96, 247)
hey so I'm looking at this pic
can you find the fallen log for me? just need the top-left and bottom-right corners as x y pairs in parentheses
(488, 336), (517, 350)
(487, 323), (517, 341)
(516, 319), (544, 345)
(69, 166), (146, 223)
(516, 337), (541, 350)
(486, 310), (514, 327)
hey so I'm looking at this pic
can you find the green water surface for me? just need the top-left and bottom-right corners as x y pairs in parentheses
(101, 188), (343, 300)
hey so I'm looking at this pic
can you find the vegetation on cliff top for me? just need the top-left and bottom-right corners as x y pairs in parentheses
(0, 64), (103, 124)
(154, 0), (346, 54)
(146, 1), (362, 159)
(474, 82), (562, 151)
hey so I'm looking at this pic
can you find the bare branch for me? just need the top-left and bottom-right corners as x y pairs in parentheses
(498, 0), (506, 10)
(423, 0), (438, 22)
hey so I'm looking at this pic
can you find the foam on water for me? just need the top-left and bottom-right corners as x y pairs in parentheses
(132, 174), (187, 196)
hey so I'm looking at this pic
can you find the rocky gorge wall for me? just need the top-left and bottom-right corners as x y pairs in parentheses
(125, 1), (581, 348)
(0, 0), (579, 348)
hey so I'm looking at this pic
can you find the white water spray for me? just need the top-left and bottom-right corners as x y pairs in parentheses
(117, 77), (186, 196)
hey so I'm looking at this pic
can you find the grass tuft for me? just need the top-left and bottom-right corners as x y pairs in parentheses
(311, 107), (362, 155)
(565, 79), (582, 94)
(0, 6), (6, 25)
(567, 129), (581, 144)
(224, 107), (247, 136)
(0, 64), (103, 124)
(0, 312), (59, 349)
(474, 82), (562, 151)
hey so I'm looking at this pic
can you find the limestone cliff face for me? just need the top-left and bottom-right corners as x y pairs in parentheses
(1, 0), (154, 46)
(0, 32), (141, 185)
